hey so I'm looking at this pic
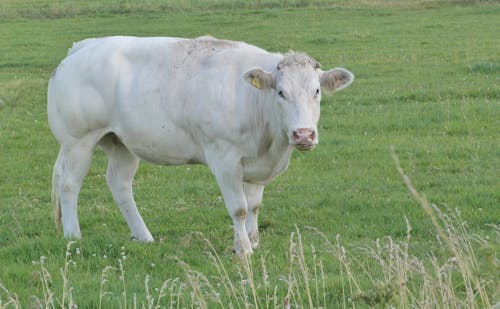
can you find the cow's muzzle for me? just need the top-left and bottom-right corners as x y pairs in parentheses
(292, 128), (317, 151)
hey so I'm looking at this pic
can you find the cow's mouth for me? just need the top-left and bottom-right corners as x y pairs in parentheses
(294, 143), (315, 151)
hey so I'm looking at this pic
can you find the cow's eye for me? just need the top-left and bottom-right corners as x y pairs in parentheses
(314, 88), (320, 98)
(278, 90), (286, 100)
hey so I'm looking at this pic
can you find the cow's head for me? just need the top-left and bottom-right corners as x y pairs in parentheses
(244, 53), (354, 151)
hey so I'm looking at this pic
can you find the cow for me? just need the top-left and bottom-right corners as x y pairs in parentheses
(48, 36), (354, 255)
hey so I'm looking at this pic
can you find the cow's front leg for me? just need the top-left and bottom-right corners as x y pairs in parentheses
(206, 150), (252, 255)
(244, 183), (264, 250)
(219, 178), (252, 255)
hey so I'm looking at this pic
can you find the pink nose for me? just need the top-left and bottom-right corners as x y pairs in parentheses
(293, 128), (316, 145)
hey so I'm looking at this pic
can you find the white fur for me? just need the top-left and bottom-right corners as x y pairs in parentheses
(48, 36), (354, 255)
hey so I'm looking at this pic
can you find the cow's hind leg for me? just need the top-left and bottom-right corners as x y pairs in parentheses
(53, 135), (99, 239)
(244, 183), (264, 250)
(99, 134), (154, 242)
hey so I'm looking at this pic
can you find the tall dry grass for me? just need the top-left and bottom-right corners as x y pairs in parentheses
(0, 150), (498, 308)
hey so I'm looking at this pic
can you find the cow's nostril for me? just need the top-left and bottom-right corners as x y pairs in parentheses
(309, 130), (315, 141)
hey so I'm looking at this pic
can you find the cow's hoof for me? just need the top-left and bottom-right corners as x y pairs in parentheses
(63, 230), (82, 240)
(249, 233), (259, 250)
(132, 233), (155, 243)
(233, 246), (254, 256)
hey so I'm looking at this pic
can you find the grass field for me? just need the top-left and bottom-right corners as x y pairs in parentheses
(0, 0), (499, 307)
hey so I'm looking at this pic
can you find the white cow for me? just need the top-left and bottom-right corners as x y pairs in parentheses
(48, 36), (353, 255)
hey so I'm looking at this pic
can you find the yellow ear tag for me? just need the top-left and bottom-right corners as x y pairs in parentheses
(251, 77), (262, 89)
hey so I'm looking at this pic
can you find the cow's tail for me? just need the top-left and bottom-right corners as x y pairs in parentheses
(52, 150), (63, 235)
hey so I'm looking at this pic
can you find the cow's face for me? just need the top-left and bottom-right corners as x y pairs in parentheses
(244, 54), (354, 151)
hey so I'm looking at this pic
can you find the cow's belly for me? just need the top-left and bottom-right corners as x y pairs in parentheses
(116, 123), (204, 166)
(129, 139), (203, 166)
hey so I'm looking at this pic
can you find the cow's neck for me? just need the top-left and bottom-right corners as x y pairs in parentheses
(243, 95), (295, 182)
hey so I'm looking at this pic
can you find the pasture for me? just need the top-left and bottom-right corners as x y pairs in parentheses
(0, 0), (498, 307)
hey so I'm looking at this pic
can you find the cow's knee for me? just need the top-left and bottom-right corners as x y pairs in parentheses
(233, 208), (247, 220)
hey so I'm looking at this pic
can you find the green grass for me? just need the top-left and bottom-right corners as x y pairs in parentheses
(0, 0), (499, 307)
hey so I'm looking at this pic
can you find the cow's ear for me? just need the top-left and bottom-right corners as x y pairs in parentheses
(244, 69), (275, 90)
(320, 68), (354, 92)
